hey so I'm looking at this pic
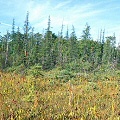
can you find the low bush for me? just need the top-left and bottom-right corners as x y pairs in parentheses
(27, 64), (44, 78)
(56, 69), (75, 82)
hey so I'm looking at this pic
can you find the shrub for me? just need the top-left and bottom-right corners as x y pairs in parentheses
(6, 64), (26, 74)
(63, 59), (94, 73)
(27, 65), (44, 78)
(56, 69), (75, 82)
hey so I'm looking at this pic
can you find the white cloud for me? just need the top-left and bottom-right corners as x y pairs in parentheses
(26, 1), (49, 22)
(54, 0), (72, 9)
(0, 0), (119, 41)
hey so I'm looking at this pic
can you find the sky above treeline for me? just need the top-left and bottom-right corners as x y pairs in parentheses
(0, 0), (120, 44)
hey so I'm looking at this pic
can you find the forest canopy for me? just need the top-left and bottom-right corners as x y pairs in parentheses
(0, 12), (120, 72)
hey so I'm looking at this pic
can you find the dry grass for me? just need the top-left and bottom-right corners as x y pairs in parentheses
(0, 71), (120, 120)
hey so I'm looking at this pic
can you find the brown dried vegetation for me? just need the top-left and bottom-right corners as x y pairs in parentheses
(0, 71), (120, 120)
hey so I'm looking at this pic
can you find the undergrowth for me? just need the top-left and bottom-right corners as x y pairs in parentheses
(0, 68), (120, 120)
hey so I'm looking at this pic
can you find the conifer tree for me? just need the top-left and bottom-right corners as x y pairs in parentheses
(15, 27), (24, 65)
(68, 25), (78, 62)
(100, 29), (105, 64)
(11, 18), (16, 66)
(81, 23), (91, 40)
(5, 31), (10, 68)
(23, 11), (31, 67)
(42, 16), (54, 69)
(57, 22), (64, 66)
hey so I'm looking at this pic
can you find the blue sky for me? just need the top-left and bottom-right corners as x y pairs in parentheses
(0, 0), (120, 44)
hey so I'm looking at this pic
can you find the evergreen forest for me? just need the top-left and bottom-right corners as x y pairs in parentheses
(0, 12), (120, 72)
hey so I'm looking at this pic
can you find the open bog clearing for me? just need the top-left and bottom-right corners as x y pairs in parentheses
(0, 71), (120, 120)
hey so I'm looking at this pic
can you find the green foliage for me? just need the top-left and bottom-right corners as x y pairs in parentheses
(81, 23), (91, 40)
(0, 13), (119, 72)
(5, 64), (26, 74)
(56, 69), (75, 82)
(27, 65), (44, 78)
(64, 58), (94, 73)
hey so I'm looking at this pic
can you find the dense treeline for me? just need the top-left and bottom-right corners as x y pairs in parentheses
(0, 12), (120, 72)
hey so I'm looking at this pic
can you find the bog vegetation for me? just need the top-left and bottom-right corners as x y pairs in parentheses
(0, 12), (120, 119)
(0, 68), (120, 119)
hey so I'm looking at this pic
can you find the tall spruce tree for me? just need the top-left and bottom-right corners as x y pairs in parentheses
(103, 34), (117, 64)
(11, 18), (16, 66)
(57, 22), (65, 66)
(68, 25), (78, 62)
(42, 16), (54, 69)
(4, 31), (10, 68)
(23, 11), (31, 67)
(81, 23), (91, 40)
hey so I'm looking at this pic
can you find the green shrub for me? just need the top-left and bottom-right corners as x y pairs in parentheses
(27, 65), (44, 78)
(56, 69), (75, 82)
(63, 59), (94, 73)
(6, 64), (26, 74)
